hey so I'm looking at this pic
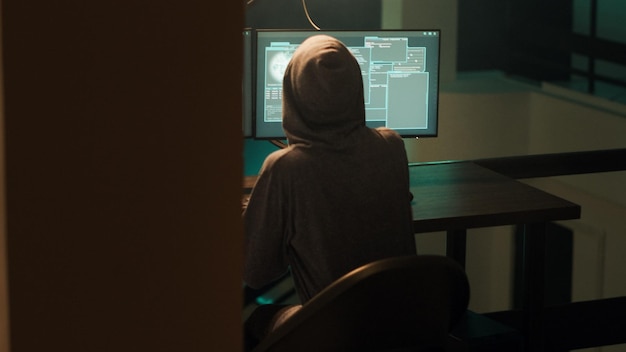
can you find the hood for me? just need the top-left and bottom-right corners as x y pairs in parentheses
(282, 34), (366, 147)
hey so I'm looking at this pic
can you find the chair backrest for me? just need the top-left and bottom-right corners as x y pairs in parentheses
(252, 255), (470, 352)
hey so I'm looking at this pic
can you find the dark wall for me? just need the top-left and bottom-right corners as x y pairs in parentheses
(245, 0), (381, 30)
(4, 1), (243, 351)
(505, 0), (573, 81)
(456, 0), (510, 72)
(457, 0), (572, 81)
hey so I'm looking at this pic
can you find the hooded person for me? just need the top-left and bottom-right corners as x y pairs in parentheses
(243, 34), (416, 346)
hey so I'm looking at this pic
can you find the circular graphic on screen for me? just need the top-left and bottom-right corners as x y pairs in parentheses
(268, 51), (292, 84)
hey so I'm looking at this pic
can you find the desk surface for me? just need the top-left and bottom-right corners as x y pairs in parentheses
(243, 161), (581, 232)
(410, 162), (581, 233)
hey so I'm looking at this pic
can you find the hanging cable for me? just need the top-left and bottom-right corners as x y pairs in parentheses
(247, 0), (319, 30)
(302, 0), (321, 30)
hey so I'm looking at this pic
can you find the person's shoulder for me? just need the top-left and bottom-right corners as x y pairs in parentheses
(260, 145), (303, 171)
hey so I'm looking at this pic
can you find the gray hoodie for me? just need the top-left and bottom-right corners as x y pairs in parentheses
(243, 34), (416, 303)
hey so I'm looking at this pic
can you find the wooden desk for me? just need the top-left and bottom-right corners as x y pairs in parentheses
(409, 161), (581, 352)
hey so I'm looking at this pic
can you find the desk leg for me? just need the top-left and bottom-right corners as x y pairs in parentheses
(521, 222), (547, 352)
(446, 229), (467, 268)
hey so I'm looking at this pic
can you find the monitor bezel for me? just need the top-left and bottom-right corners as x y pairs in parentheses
(242, 27), (256, 138)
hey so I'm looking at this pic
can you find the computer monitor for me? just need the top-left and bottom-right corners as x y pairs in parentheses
(242, 28), (255, 138)
(253, 29), (441, 140)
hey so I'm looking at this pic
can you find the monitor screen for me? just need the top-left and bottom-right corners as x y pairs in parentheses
(253, 29), (441, 140)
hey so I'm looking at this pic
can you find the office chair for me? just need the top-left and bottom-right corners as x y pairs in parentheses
(251, 255), (470, 352)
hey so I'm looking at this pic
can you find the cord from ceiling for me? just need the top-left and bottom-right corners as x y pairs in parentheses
(246, 0), (321, 30)
(301, 0), (321, 30)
